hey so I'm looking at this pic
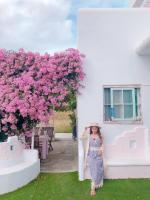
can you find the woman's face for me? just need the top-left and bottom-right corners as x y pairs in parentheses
(91, 126), (98, 133)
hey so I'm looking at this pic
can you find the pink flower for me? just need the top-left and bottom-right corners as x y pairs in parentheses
(11, 124), (17, 130)
(0, 48), (85, 136)
(2, 127), (8, 132)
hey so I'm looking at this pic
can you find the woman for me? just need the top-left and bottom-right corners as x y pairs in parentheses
(80, 122), (104, 196)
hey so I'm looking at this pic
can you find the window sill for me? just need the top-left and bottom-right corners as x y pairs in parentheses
(103, 120), (143, 125)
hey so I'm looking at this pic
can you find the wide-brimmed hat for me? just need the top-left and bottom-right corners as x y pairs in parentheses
(88, 122), (101, 128)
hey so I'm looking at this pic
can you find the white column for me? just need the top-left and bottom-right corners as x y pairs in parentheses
(78, 138), (84, 180)
(31, 127), (35, 149)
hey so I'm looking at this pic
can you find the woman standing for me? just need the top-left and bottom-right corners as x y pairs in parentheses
(80, 122), (104, 196)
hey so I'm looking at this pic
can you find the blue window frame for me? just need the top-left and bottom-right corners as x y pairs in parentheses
(104, 87), (141, 122)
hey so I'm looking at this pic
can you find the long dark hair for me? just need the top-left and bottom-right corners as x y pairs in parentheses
(90, 126), (103, 141)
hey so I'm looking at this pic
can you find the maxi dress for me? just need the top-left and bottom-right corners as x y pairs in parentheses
(87, 135), (104, 186)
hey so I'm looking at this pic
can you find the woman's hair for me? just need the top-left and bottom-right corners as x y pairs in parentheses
(90, 126), (103, 141)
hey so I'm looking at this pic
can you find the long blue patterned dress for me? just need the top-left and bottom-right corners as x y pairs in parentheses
(87, 135), (104, 187)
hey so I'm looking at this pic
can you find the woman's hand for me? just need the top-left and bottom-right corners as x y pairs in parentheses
(85, 127), (90, 133)
(98, 147), (104, 157)
(85, 126), (88, 131)
(80, 127), (89, 140)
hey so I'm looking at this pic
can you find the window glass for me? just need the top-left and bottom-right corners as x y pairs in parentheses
(113, 105), (123, 119)
(113, 90), (122, 104)
(124, 105), (133, 118)
(104, 105), (111, 121)
(104, 88), (111, 105)
(123, 90), (132, 104)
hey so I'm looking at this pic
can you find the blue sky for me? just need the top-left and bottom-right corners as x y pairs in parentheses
(0, 0), (130, 53)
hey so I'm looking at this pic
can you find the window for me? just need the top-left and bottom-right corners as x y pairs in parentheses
(104, 87), (141, 122)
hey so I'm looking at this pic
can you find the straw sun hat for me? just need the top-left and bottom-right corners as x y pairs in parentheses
(88, 122), (101, 129)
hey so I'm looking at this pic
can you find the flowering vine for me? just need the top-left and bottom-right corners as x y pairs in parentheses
(0, 48), (85, 137)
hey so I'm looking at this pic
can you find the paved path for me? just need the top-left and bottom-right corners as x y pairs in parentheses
(40, 133), (78, 173)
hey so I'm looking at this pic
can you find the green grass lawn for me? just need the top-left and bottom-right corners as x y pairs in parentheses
(1, 172), (150, 200)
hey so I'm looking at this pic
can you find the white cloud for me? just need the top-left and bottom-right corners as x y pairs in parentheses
(0, 0), (74, 53)
(0, 0), (129, 54)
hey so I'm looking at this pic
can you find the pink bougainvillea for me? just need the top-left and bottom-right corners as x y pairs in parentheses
(0, 48), (85, 136)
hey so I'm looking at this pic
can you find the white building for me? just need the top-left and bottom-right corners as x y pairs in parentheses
(131, 0), (150, 7)
(77, 8), (150, 180)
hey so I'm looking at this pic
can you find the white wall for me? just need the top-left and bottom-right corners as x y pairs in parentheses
(77, 8), (150, 180)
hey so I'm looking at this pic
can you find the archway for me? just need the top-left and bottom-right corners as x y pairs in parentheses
(40, 110), (78, 173)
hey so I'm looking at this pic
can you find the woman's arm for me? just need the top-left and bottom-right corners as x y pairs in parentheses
(79, 127), (89, 140)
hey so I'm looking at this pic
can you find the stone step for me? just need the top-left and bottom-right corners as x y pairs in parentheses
(54, 133), (73, 140)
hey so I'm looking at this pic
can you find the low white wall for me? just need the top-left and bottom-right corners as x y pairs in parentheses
(0, 136), (40, 195)
(0, 136), (23, 161)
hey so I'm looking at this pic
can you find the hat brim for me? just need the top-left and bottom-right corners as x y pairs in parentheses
(88, 125), (101, 128)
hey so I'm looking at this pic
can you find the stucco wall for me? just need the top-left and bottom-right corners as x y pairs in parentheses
(77, 8), (150, 180)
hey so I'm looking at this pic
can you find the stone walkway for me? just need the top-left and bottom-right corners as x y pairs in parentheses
(40, 133), (78, 173)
